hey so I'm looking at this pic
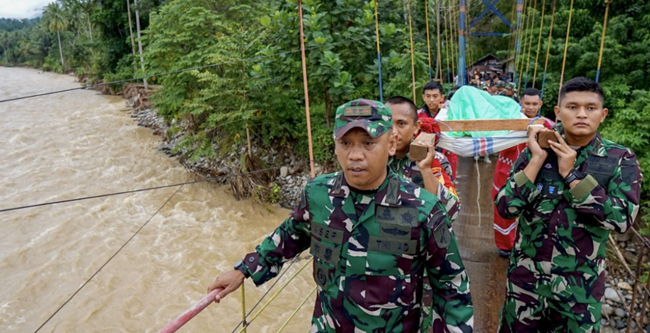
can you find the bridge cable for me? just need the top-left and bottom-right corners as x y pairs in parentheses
(531, 0), (547, 88)
(32, 176), (189, 333)
(557, 0), (575, 105)
(540, 0), (558, 100)
(595, 0), (612, 83)
(0, 167), (280, 214)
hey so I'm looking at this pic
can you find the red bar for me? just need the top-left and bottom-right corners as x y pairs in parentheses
(155, 288), (223, 333)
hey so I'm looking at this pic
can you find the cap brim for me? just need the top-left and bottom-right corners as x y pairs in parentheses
(334, 120), (380, 140)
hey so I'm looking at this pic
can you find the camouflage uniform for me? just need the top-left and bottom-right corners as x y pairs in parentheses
(495, 127), (642, 332)
(499, 83), (520, 102)
(241, 99), (474, 333)
(388, 151), (462, 330)
(388, 152), (460, 223)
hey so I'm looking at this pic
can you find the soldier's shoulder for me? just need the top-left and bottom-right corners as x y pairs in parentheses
(304, 172), (339, 193)
(600, 137), (631, 153)
(398, 176), (439, 209)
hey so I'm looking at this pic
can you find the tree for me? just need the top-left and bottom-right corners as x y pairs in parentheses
(43, 2), (69, 70)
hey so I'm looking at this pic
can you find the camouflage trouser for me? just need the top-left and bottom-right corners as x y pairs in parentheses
(498, 282), (601, 333)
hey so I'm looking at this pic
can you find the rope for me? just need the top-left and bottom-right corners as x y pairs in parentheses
(0, 167), (281, 214)
(513, 0), (527, 85)
(374, 0), (384, 101)
(443, 0), (451, 83)
(425, 0), (433, 81)
(557, 0), (575, 105)
(229, 257), (301, 333)
(407, 0), (417, 102)
(517, 0), (532, 90)
(475, 158), (481, 227)
(595, 0), (611, 83)
(520, 0), (538, 92)
(32, 176), (188, 333)
(540, 0), (557, 100)
(235, 257), (314, 333)
(532, 0), (547, 87)
(297, 0), (316, 179)
(275, 285), (317, 333)
(0, 37), (368, 104)
(436, 0), (443, 83)
(241, 284), (247, 333)
(447, 0), (455, 82)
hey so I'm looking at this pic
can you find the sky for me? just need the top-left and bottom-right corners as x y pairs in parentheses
(0, 0), (55, 19)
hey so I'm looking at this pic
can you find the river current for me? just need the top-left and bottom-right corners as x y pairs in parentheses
(0, 67), (314, 332)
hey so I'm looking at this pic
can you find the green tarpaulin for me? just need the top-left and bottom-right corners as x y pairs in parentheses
(446, 86), (524, 138)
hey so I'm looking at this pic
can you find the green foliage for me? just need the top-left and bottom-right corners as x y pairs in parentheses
(268, 183), (282, 204)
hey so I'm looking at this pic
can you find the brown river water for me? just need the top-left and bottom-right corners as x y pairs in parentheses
(0, 67), (315, 333)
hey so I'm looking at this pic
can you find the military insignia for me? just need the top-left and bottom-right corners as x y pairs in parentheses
(381, 226), (409, 237)
(401, 211), (415, 225)
(536, 183), (543, 191)
(379, 224), (412, 239)
(324, 248), (333, 262)
(434, 222), (451, 248)
(377, 207), (419, 226)
(548, 185), (556, 194)
(369, 236), (417, 254)
(379, 207), (394, 221)
(332, 173), (343, 195)
(315, 263), (328, 288)
(343, 106), (372, 116)
(386, 178), (399, 204)
(545, 163), (552, 169)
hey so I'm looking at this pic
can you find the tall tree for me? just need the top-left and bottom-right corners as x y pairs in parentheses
(42, 2), (69, 69)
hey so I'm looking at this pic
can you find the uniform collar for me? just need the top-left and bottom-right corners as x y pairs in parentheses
(555, 123), (607, 157)
(329, 168), (402, 207)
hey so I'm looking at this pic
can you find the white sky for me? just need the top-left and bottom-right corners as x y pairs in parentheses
(0, 0), (56, 19)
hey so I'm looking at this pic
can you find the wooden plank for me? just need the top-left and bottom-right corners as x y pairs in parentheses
(437, 118), (546, 132)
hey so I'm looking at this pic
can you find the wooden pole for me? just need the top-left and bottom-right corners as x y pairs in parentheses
(133, 0), (148, 89)
(126, 0), (137, 74)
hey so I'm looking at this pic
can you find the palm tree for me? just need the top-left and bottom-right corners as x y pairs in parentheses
(42, 2), (69, 70)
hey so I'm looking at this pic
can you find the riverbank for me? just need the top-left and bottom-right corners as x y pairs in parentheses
(122, 85), (316, 209)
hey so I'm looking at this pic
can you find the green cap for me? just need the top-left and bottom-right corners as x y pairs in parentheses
(506, 82), (515, 90)
(334, 99), (392, 140)
(480, 81), (489, 90)
(496, 81), (505, 88)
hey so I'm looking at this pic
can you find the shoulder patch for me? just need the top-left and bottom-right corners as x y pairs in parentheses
(434, 221), (451, 248)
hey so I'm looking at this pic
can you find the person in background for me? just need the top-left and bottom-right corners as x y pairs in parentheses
(495, 77), (642, 332)
(492, 88), (554, 258)
(419, 81), (459, 180)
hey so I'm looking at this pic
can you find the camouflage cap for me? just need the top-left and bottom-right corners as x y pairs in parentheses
(506, 82), (515, 90)
(334, 99), (392, 140)
(480, 81), (490, 90)
(496, 81), (506, 88)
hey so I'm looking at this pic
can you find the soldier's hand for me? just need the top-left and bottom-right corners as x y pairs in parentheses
(207, 270), (245, 303)
(548, 131), (577, 178)
(527, 126), (549, 162)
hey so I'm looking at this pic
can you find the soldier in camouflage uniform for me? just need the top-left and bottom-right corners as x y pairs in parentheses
(495, 77), (642, 332)
(385, 96), (461, 331)
(496, 81), (506, 94)
(385, 96), (459, 223)
(500, 82), (520, 103)
(208, 99), (474, 333)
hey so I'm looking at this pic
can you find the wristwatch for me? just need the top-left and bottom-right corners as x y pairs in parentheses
(563, 169), (585, 185)
(234, 259), (250, 278)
